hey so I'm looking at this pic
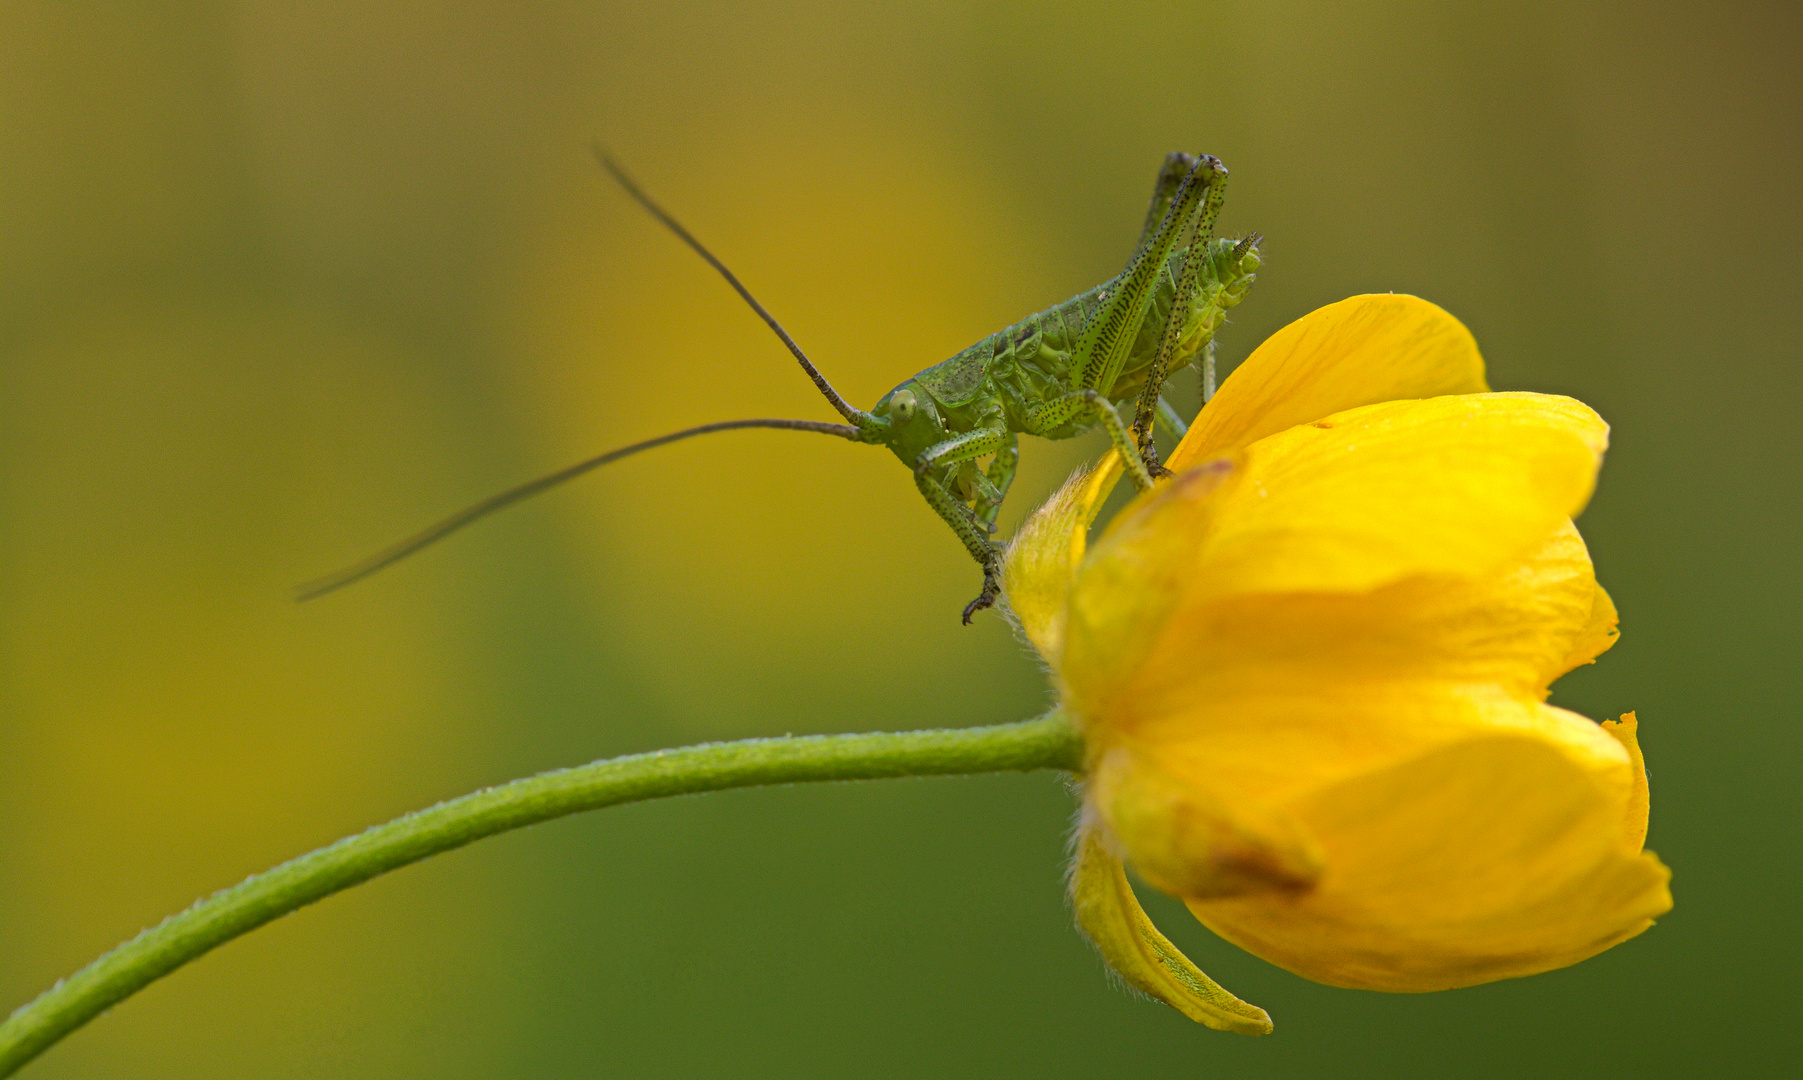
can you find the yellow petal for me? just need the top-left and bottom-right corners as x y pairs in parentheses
(1062, 458), (1240, 712)
(1076, 451), (1125, 536)
(1168, 294), (1491, 470)
(1186, 729), (1672, 991)
(1069, 819), (1273, 1034)
(1090, 682), (1636, 860)
(1558, 581), (1621, 677)
(1001, 467), (1091, 661)
(1001, 458), (1125, 661)
(1602, 712), (1652, 852)
(1091, 392), (1606, 611)
(1065, 394), (1610, 720)
(1117, 520), (1612, 721)
(1187, 393), (1608, 599)
(1089, 745), (1323, 900)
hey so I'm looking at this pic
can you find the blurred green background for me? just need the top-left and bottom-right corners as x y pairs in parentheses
(2, 1), (1798, 1076)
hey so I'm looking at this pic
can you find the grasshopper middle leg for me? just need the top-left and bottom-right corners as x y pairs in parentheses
(1027, 389), (1157, 493)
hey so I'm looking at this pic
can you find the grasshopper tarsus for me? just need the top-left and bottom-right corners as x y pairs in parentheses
(961, 561), (1004, 625)
(1138, 433), (1168, 478)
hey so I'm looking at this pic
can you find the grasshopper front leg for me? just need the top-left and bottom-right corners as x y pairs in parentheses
(913, 425), (1015, 623)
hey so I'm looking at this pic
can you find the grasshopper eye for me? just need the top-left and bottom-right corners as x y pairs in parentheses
(891, 389), (917, 422)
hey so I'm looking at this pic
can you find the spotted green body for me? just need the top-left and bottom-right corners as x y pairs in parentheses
(858, 151), (1261, 619)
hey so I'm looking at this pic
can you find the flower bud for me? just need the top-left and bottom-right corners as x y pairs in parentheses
(1007, 294), (1671, 1010)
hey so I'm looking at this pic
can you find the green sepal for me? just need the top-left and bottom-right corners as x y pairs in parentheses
(1070, 819), (1274, 1035)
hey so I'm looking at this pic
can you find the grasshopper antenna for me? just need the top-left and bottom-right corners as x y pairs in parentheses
(592, 145), (873, 428)
(297, 417), (859, 601)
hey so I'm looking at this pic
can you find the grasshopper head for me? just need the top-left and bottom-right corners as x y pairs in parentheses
(1210, 235), (1261, 304)
(872, 381), (950, 467)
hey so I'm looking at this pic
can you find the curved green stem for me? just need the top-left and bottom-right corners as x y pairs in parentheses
(0, 711), (1082, 1077)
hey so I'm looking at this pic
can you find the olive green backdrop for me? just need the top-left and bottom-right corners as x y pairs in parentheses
(2, 1), (1797, 1076)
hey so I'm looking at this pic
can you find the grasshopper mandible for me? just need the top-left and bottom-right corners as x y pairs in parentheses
(299, 150), (1260, 622)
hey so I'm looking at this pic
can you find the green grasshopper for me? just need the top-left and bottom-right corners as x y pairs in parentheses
(299, 150), (1260, 622)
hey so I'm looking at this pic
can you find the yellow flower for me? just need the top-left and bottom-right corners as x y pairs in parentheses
(1006, 294), (1671, 1030)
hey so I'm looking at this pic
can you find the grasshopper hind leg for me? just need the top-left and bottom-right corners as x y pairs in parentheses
(1137, 153), (1203, 252)
(1131, 158), (1229, 476)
